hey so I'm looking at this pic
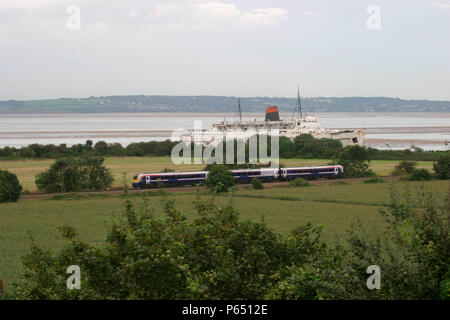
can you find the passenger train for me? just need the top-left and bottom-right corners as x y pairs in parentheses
(132, 165), (344, 189)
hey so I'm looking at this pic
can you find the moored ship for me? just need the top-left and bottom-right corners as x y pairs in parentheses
(181, 90), (365, 147)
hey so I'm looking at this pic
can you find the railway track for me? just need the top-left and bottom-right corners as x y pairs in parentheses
(20, 175), (401, 201)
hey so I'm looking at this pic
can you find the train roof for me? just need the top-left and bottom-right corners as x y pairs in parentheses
(283, 165), (342, 170)
(137, 171), (208, 176)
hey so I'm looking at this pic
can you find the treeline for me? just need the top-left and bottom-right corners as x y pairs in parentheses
(13, 186), (450, 300)
(0, 136), (447, 161)
(0, 140), (178, 159)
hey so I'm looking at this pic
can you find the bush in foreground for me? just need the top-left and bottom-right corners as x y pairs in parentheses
(13, 184), (450, 300)
(0, 170), (22, 203)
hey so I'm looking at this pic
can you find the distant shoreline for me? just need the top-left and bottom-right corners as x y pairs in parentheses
(1, 96), (448, 113)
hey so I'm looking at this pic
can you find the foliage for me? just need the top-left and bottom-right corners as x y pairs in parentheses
(293, 134), (343, 159)
(433, 154), (450, 180)
(1, 137), (447, 163)
(392, 161), (417, 175)
(364, 176), (385, 184)
(408, 168), (433, 181)
(14, 195), (326, 299)
(12, 183), (450, 300)
(203, 165), (235, 193)
(289, 178), (310, 187)
(35, 156), (114, 193)
(0, 170), (23, 203)
(334, 145), (375, 178)
(251, 178), (264, 190)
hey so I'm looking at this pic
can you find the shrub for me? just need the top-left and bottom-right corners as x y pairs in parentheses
(0, 170), (22, 203)
(289, 177), (310, 187)
(251, 177), (264, 189)
(433, 155), (450, 180)
(35, 156), (114, 193)
(363, 176), (385, 184)
(204, 165), (235, 193)
(409, 168), (433, 181)
(392, 161), (417, 175)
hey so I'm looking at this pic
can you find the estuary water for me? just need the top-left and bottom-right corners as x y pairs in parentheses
(0, 112), (449, 151)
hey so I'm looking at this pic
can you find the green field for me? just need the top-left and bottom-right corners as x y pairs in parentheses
(0, 178), (448, 296)
(0, 156), (436, 192)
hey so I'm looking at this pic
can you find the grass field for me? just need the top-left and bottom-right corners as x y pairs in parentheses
(0, 178), (448, 296)
(0, 156), (436, 191)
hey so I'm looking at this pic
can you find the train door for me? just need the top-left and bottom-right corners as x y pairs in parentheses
(334, 167), (338, 176)
(281, 169), (287, 180)
(145, 176), (150, 184)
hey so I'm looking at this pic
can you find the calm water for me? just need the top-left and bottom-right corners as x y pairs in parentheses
(0, 112), (449, 150)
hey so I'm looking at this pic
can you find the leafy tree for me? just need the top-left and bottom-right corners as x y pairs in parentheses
(35, 156), (113, 193)
(94, 141), (109, 155)
(204, 165), (235, 193)
(433, 154), (450, 180)
(334, 145), (374, 178)
(0, 170), (23, 203)
(294, 134), (343, 159)
(279, 136), (296, 158)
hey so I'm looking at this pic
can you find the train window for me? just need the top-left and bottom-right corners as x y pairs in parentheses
(133, 175), (138, 180)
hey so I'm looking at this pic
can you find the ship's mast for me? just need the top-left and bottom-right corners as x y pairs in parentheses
(297, 86), (303, 118)
(237, 96), (242, 122)
(291, 86), (303, 120)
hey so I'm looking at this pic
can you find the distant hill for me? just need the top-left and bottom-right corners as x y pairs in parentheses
(0, 95), (448, 113)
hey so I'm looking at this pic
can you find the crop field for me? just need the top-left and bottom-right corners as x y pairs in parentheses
(0, 178), (448, 296)
(0, 156), (436, 192)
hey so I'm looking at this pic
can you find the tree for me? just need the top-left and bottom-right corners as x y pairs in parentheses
(204, 165), (235, 193)
(35, 156), (114, 193)
(433, 154), (450, 180)
(279, 136), (296, 158)
(334, 145), (374, 178)
(294, 134), (343, 159)
(0, 170), (22, 203)
(94, 141), (109, 155)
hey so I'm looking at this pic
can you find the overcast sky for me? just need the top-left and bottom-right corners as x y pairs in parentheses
(0, 0), (449, 100)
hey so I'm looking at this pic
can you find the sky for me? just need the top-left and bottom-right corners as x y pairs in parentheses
(0, 0), (449, 100)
